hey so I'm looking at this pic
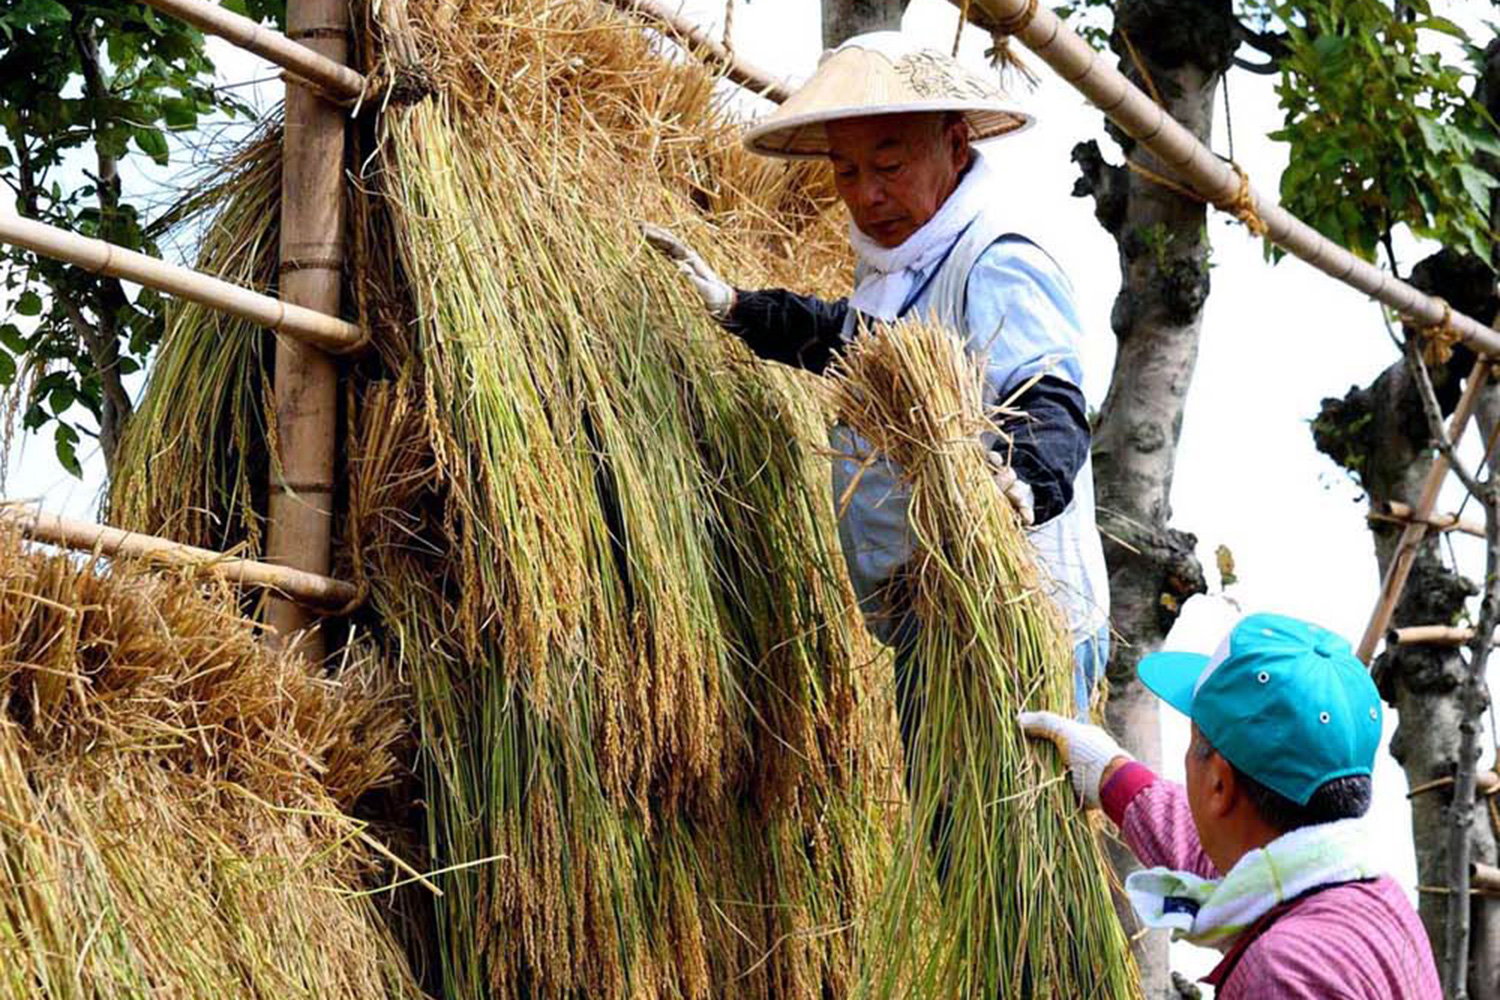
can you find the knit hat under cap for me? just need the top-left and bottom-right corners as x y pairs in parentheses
(742, 31), (1033, 160)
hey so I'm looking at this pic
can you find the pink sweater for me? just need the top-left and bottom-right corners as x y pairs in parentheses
(1101, 763), (1441, 999)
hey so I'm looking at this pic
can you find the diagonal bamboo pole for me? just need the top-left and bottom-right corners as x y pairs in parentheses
(1357, 358), (1492, 662)
(945, 0), (1500, 357)
(603, 0), (794, 103)
(0, 210), (365, 353)
(263, 0), (351, 659)
(598, 0), (1500, 358)
(0, 506), (359, 609)
(136, 0), (366, 101)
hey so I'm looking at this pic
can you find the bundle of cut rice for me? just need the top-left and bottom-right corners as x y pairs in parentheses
(829, 320), (1139, 998)
(0, 526), (424, 998)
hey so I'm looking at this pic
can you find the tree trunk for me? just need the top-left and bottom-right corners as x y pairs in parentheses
(1072, 2), (1237, 994)
(819, 0), (907, 49)
(67, 13), (134, 474)
(1312, 249), (1500, 999)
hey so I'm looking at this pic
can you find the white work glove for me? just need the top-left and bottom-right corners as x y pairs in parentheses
(1017, 711), (1130, 809)
(641, 224), (736, 323)
(985, 451), (1035, 527)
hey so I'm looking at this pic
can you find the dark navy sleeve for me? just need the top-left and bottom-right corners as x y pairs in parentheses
(994, 375), (1090, 525)
(721, 288), (850, 375)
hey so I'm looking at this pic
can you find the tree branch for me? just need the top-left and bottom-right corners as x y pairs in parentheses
(1444, 479), (1498, 1000)
(1230, 54), (1279, 75)
(1404, 333), (1486, 499)
(1233, 20), (1289, 61)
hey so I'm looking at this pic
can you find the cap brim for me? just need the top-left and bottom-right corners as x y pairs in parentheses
(1136, 652), (1210, 717)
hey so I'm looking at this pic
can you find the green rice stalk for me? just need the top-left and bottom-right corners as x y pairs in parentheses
(108, 129), (282, 556)
(829, 320), (1140, 999)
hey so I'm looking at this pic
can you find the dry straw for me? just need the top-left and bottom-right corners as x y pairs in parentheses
(829, 320), (1139, 998)
(359, 1), (902, 992)
(107, 1), (1132, 998)
(0, 526), (423, 998)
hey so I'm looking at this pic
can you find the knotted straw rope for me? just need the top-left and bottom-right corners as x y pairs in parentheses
(1415, 298), (1460, 366)
(991, 0), (1039, 36)
(1217, 162), (1270, 238)
(970, 0), (1040, 81)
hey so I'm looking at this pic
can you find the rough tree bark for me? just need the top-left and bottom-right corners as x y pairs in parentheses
(1071, 2), (1237, 994)
(1312, 39), (1500, 1000)
(1312, 259), (1500, 1000)
(819, 0), (909, 49)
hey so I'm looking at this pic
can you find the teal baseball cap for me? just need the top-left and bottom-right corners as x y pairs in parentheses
(1137, 613), (1383, 805)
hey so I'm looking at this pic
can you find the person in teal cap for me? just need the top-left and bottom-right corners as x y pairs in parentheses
(1020, 612), (1440, 999)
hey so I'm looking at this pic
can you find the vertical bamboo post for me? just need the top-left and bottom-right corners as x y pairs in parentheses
(267, 0), (349, 658)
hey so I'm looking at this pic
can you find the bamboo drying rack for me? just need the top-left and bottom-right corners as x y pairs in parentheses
(1, 507), (359, 609)
(0, 0), (1492, 661)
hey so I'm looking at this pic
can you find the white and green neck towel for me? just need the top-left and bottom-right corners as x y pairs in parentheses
(1125, 818), (1381, 950)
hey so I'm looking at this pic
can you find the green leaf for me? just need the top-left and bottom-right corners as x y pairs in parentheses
(48, 383), (73, 415)
(8, 0), (70, 29)
(15, 290), (42, 317)
(0, 349), (15, 387)
(1417, 17), (1469, 40)
(1457, 162), (1497, 212)
(53, 425), (81, 478)
(132, 127), (170, 165)
(0, 324), (25, 352)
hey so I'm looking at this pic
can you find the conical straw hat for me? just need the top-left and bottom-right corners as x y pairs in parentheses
(743, 31), (1032, 160)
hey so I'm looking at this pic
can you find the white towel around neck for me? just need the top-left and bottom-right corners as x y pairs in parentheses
(846, 147), (999, 322)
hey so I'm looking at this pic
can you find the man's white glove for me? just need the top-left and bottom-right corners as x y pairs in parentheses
(641, 224), (736, 323)
(985, 451), (1035, 527)
(1017, 711), (1130, 808)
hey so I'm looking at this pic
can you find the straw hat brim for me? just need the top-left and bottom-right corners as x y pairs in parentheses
(743, 100), (1033, 160)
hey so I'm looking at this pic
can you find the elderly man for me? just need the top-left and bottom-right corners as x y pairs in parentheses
(648, 32), (1109, 733)
(1021, 613), (1441, 999)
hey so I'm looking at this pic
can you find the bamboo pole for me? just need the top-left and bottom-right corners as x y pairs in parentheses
(945, 0), (1500, 358)
(1358, 359), (1493, 661)
(1473, 863), (1500, 896)
(1389, 625), (1477, 647)
(0, 507), (359, 609)
(0, 210), (364, 353)
(604, 0), (794, 103)
(264, 0), (349, 658)
(1369, 500), (1486, 540)
(137, 0), (365, 101)
(608, 0), (1500, 354)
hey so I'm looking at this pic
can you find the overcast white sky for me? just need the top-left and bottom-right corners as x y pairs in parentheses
(5, 0), (1496, 988)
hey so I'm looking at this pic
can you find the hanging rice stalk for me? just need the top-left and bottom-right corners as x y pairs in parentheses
(829, 320), (1139, 998)
(340, 1), (903, 997)
(108, 129), (282, 557)
(0, 525), (424, 998)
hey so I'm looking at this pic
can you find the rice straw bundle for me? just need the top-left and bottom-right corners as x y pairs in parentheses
(829, 320), (1139, 998)
(0, 527), (424, 998)
(343, 1), (902, 996)
(108, 130), (281, 558)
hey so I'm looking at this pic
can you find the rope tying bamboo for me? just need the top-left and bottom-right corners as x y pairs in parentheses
(953, 0), (973, 58)
(1216, 162), (1270, 238)
(1416, 298), (1461, 366)
(990, 0), (1039, 37)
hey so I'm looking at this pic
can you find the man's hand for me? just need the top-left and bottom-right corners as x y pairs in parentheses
(641, 224), (736, 322)
(985, 451), (1035, 527)
(1018, 711), (1131, 808)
